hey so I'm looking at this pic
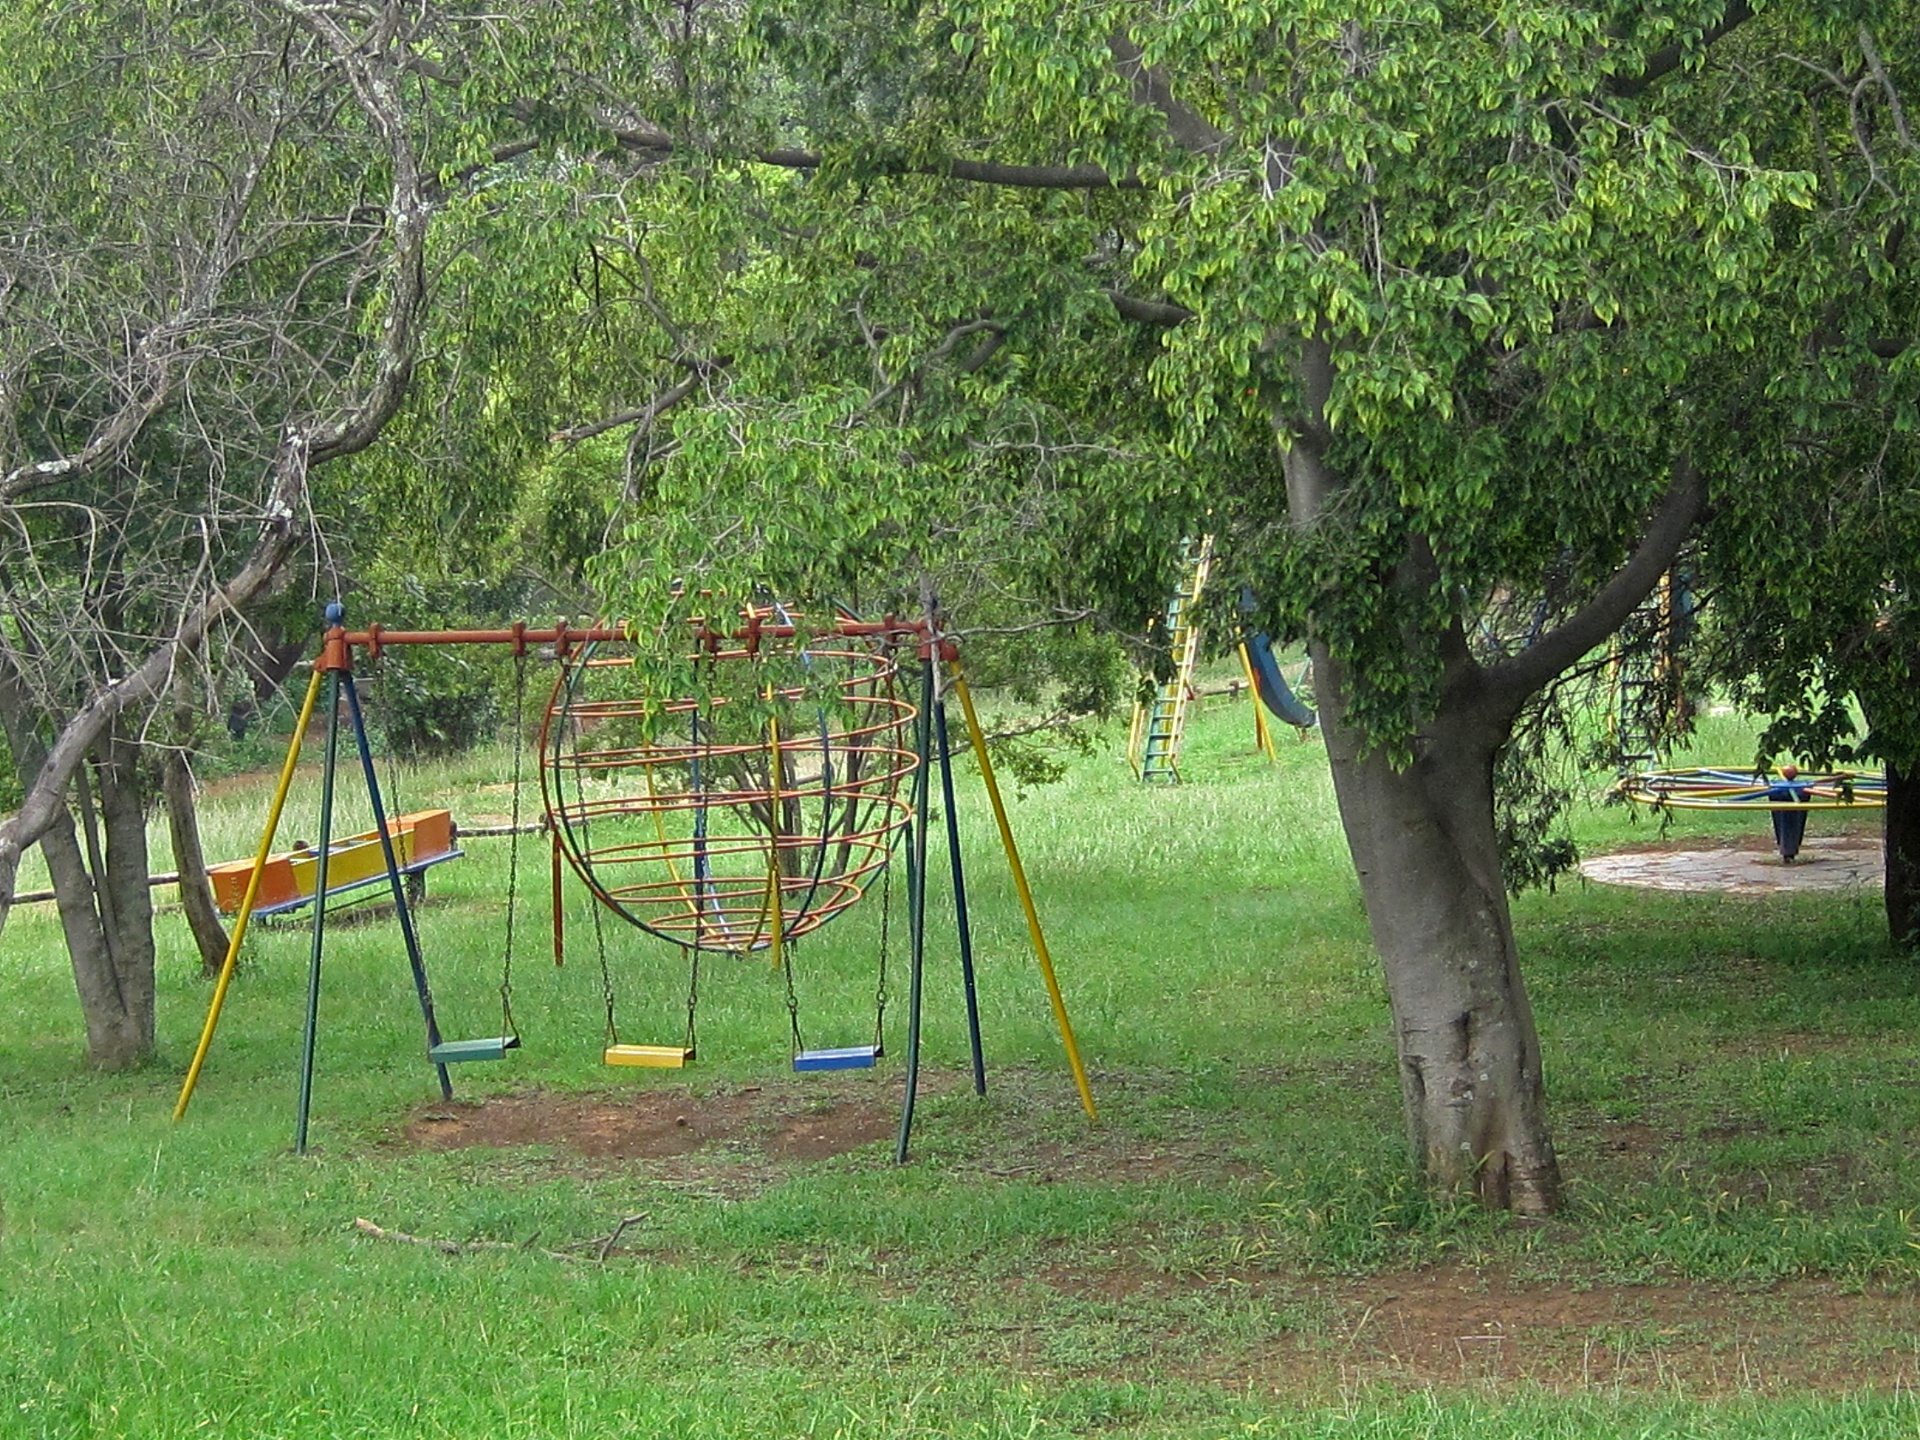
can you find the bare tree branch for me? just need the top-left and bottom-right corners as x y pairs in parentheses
(1856, 26), (1917, 154)
(0, 2), (442, 937)
(867, 317), (1005, 412)
(609, 126), (1139, 191)
(1483, 457), (1705, 707)
(1608, 2), (1758, 99)
(551, 372), (702, 445)
(1105, 288), (1194, 326)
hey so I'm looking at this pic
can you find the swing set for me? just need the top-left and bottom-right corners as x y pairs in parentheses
(173, 602), (1097, 1161)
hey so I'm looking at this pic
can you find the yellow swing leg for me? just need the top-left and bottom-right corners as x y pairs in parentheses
(949, 664), (1097, 1121)
(173, 665), (326, 1121)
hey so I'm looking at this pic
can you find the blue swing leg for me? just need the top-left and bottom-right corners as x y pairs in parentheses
(341, 668), (454, 1099)
(933, 695), (986, 1096)
(293, 668), (342, 1155)
(894, 656), (936, 1162)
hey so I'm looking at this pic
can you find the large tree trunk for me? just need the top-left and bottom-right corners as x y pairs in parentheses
(1314, 645), (1561, 1213)
(1885, 761), (1920, 952)
(164, 664), (232, 978)
(42, 807), (149, 1068)
(92, 724), (157, 1058)
(1275, 337), (1700, 1211)
(0, 668), (153, 1067)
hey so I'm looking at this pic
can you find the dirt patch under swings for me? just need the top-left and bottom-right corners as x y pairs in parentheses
(765, 1104), (899, 1160)
(405, 1084), (896, 1170)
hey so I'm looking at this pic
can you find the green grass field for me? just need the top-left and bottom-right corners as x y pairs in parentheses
(3, 679), (1918, 1437)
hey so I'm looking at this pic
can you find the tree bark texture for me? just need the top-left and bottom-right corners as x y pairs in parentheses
(40, 811), (149, 1068)
(1273, 340), (1562, 1212)
(0, 666), (152, 1067)
(1275, 338), (1701, 1211)
(1885, 761), (1920, 951)
(165, 747), (231, 977)
(1312, 644), (1562, 1212)
(91, 724), (157, 1061)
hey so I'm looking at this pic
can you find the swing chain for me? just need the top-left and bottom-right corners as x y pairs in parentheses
(870, 643), (904, 1050)
(369, 647), (406, 820)
(686, 703), (711, 1046)
(782, 934), (805, 1055)
(499, 651), (527, 1039)
(684, 942), (700, 1056)
(873, 852), (892, 1049)
(593, 890), (619, 1049)
(563, 665), (620, 1049)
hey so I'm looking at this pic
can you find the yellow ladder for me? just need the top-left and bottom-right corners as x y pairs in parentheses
(1131, 536), (1214, 784)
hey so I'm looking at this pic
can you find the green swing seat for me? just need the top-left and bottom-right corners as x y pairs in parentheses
(428, 1035), (521, 1064)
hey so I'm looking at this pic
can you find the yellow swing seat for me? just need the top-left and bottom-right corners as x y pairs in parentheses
(604, 1044), (694, 1068)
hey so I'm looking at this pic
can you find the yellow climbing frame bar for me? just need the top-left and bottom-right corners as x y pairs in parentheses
(173, 664), (326, 1121)
(949, 663), (1097, 1121)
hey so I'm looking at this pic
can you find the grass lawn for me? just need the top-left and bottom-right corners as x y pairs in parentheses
(3, 675), (1918, 1437)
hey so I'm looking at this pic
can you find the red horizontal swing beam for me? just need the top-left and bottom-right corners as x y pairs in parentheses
(318, 615), (949, 671)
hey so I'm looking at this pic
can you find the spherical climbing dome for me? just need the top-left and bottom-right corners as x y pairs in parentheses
(539, 615), (920, 954)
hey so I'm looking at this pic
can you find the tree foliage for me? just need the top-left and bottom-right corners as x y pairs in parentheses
(0, 0), (553, 1055)
(6, 0), (1914, 1186)
(513, 0), (1918, 1209)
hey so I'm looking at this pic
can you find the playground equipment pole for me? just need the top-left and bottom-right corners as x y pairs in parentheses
(933, 687), (987, 1096)
(173, 664), (325, 1121)
(341, 669), (453, 1101)
(894, 655), (937, 1163)
(293, 666), (342, 1154)
(949, 661), (1097, 1122)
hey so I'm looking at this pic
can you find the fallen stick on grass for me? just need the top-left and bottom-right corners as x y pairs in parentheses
(352, 1216), (579, 1262)
(593, 1212), (651, 1262)
(352, 1214), (655, 1262)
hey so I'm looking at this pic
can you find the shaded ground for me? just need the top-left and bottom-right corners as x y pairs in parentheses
(394, 1076), (1920, 1398)
(1188, 1267), (1916, 1397)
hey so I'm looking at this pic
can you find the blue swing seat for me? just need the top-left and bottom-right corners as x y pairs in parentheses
(793, 1045), (881, 1072)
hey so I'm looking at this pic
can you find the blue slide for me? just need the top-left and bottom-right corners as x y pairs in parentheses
(1245, 633), (1317, 729)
